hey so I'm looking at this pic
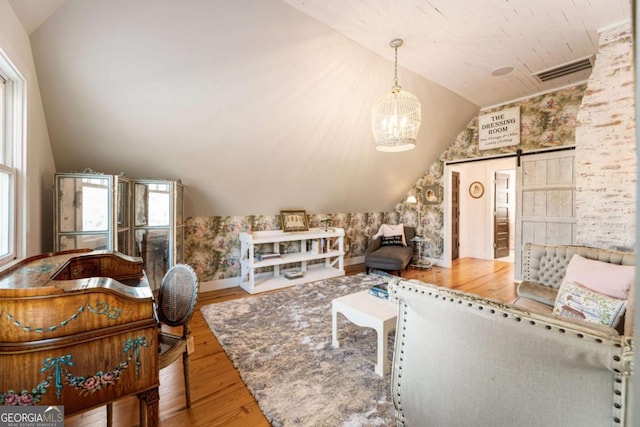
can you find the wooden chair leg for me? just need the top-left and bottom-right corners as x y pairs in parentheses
(183, 352), (191, 408)
(106, 403), (113, 427)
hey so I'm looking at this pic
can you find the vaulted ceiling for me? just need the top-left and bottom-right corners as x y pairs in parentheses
(9, 0), (632, 217)
(282, 0), (631, 106)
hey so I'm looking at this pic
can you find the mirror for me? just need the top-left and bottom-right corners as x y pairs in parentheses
(57, 176), (110, 232)
(117, 180), (129, 227)
(134, 183), (148, 226)
(135, 228), (170, 289)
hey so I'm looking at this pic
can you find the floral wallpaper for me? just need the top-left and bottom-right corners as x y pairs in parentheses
(185, 212), (396, 282)
(185, 84), (587, 282)
(391, 84), (587, 261)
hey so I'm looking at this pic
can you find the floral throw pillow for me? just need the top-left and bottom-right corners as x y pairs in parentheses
(553, 281), (626, 328)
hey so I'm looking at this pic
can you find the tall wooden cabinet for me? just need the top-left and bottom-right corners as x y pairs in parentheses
(54, 172), (184, 290)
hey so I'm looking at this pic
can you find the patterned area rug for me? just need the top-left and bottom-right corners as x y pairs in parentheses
(200, 272), (396, 427)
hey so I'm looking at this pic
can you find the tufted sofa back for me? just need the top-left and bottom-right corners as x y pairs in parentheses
(522, 243), (635, 290)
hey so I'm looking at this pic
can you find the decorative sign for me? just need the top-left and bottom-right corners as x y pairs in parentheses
(478, 106), (520, 150)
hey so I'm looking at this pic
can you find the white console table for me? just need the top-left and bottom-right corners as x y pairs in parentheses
(239, 228), (345, 294)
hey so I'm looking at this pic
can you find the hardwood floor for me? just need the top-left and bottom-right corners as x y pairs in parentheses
(65, 258), (515, 426)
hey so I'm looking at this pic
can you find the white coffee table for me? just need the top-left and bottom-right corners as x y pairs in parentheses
(331, 290), (398, 376)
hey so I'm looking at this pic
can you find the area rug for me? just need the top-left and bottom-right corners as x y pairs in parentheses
(200, 272), (396, 427)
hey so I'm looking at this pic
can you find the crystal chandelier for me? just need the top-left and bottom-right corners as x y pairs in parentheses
(372, 38), (421, 152)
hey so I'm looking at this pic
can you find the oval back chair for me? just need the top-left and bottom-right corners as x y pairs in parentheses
(106, 264), (199, 426)
(157, 264), (199, 408)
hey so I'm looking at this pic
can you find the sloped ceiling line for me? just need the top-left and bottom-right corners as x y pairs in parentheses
(15, 0), (631, 218)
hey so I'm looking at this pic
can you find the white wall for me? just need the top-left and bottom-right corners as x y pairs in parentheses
(29, 0), (479, 218)
(0, 0), (56, 255)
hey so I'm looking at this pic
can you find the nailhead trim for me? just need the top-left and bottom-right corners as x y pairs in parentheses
(389, 279), (631, 425)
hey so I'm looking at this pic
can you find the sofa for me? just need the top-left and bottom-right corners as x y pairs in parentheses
(514, 243), (635, 335)
(387, 243), (635, 426)
(364, 225), (416, 276)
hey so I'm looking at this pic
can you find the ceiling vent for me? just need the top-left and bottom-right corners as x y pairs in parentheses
(533, 56), (594, 82)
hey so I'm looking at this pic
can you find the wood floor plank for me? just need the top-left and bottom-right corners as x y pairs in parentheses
(65, 257), (514, 426)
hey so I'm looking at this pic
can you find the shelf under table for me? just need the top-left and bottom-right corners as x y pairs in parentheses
(240, 265), (344, 294)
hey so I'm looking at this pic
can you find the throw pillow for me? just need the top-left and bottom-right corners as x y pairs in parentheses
(553, 281), (626, 328)
(372, 224), (407, 246)
(563, 254), (634, 299)
(380, 235), (404, 247)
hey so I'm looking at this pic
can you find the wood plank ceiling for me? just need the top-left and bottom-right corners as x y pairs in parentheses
(11, 0), (632, 106)
(282, 0), (632, 106)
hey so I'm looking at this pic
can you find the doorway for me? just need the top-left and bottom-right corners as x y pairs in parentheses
(493, 170), (515, 262)
(443, 157), (516, 268)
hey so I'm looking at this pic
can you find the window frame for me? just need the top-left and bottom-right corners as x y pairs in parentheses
(0, 48), (27, 268)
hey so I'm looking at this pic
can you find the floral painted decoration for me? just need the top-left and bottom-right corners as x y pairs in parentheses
(0, 336), (147, 405)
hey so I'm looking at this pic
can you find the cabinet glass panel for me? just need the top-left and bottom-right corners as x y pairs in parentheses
(58, 234), (110, 251)
(57, 176), (110, 232)
(134, 228), (169, 290)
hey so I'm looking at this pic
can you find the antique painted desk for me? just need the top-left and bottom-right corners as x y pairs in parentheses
(0, 250), (159, 426)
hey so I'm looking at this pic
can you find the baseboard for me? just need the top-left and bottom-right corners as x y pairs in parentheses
(345, 263), (365, 275)
(427, 257), (446, 267)
(199, 255), (367, 293)
(345, 255), (364, 266)
(200, 276), (242, 292)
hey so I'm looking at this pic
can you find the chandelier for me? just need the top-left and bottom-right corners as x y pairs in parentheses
(372, 38), (421, 152)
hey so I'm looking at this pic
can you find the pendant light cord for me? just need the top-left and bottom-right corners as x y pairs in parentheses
(393, 45), (400, 89)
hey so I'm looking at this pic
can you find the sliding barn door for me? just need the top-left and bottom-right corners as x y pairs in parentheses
(514, 150), (576, 278)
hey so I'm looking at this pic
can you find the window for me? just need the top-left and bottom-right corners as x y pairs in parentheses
(0, 74), (13, 263)
(0, 49), (25, 268)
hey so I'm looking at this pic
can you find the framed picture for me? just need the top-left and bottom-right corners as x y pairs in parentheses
(469, 181), (485, 199)
(280, 210), (309, 232)
(423, 185), (440, 205)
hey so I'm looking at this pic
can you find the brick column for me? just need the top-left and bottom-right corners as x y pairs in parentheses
(575, 21), (636, 251)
